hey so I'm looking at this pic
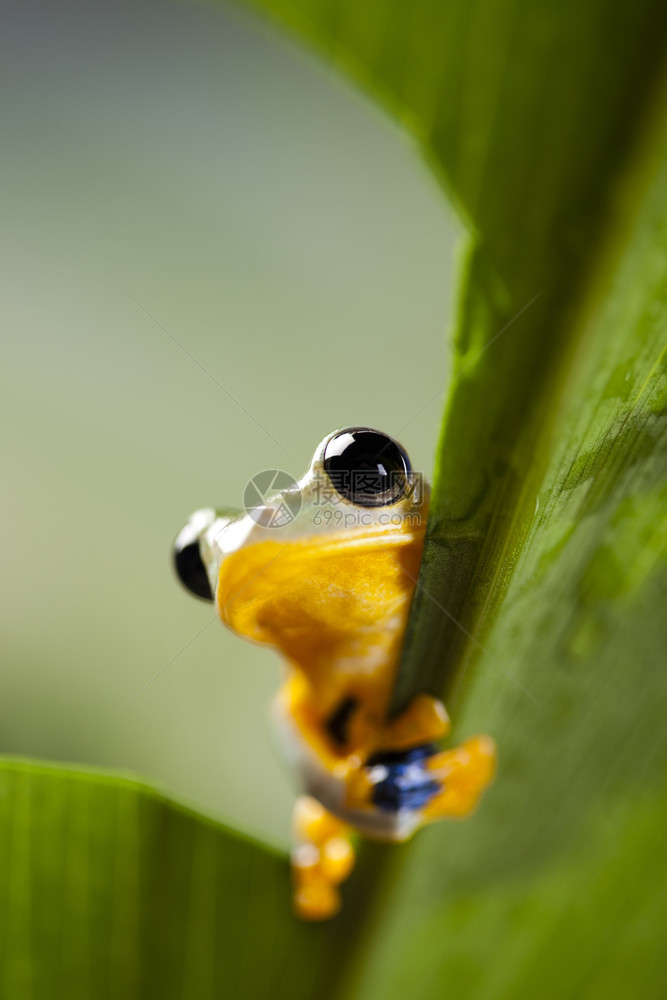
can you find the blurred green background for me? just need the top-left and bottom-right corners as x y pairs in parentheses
(1, 0), (457, 844)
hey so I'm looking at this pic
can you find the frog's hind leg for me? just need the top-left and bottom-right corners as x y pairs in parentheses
(421, 735), (496, 821)
(290, 796), (356, 921)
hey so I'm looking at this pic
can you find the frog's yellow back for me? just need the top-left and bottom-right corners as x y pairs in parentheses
(217, 525), (425, 713)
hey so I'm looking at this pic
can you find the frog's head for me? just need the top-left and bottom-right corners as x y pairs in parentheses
(173, 428), (429, 691)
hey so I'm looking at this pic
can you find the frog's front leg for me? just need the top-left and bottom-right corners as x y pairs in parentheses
(291, 795), (355, 921)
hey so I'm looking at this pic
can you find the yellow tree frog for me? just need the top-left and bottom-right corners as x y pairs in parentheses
(173, 427), (496, 920)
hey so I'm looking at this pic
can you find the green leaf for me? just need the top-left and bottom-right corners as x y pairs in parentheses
(4, 0), (667, 997)
(0, 759), (325, 999)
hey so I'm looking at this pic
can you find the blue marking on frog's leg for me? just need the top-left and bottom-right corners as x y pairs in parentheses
(365, 744), (441, 813)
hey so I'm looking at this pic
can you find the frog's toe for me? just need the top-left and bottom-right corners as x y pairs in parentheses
(291, 840), (354, 921)
(422, 735), (497, 819)
(381, 694), (450, 750)
(291, 796), (355, 921)
(292, 865), (341, 921)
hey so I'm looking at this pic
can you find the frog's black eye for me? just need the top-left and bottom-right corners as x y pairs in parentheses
(173, 519), (213, 602)
(322, 428), (411, 507)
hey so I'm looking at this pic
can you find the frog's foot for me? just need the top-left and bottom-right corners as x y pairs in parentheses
(421, 735), (497, 820)
(344, 736), (496, 828)
(291, 795), (355, 921)
(341, 694), (451, 814)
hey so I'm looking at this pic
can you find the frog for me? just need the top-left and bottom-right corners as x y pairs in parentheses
(173, 427), (496, 920)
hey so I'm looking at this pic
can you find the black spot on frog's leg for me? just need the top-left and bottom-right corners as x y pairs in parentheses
(326, 697), (358, 748)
